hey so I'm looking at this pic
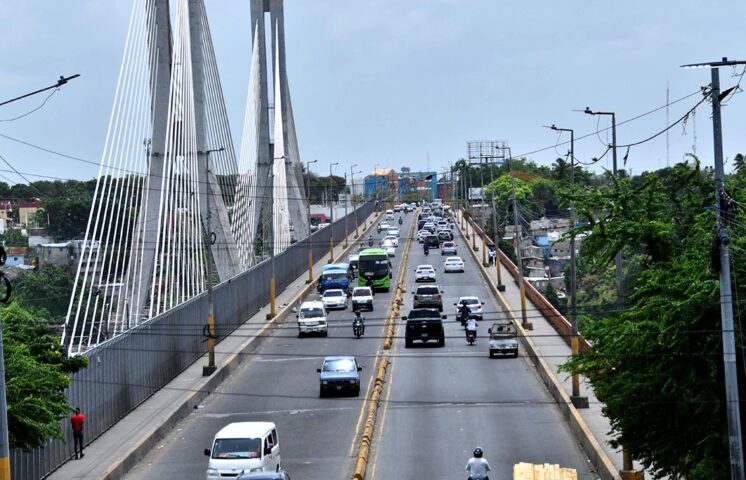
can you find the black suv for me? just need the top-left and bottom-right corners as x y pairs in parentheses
(424, 235), (440, 248)
(403, 308), (446, 347)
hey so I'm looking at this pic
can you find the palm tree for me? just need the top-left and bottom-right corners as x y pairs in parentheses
(552, 157), (569, 182)
(733, 153), (745, 174)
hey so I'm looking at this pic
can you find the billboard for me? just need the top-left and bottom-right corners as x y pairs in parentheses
(468, 187), (483, 200)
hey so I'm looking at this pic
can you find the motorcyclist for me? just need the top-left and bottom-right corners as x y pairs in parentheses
(465, 317), (478, 341)
(423, 243), (429, 255)
(458, 300), (471, 325)
(377, 223), (382, 233)
(352, 310), (365, 337)
(368, 235), (374, 247)
(465, 447), (491, 480)
(398, 216), (403, 225)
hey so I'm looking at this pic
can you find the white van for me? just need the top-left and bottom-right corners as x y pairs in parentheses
(296, 300), (328, 336)
(205, 422), (281, 479)
(385, 209), (394, 220)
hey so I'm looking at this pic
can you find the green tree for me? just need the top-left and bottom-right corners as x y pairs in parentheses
(544, 282), (567, 315)
(3, 303), (88, 450)
(560, 158), (739, 479)
(13, 265), (74, 323)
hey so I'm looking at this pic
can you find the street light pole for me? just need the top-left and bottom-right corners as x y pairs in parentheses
(584, 107), (623, 306)
(343, 172), (349, 248)
(202, 146), (224, 377)
(351, 164), (359, 237)
(508, 154), (532, 331)
(491, 146), (508, 292)
(682, 57), (746, 480)
(305, 159), (318, 284)
(549, 124), (587, 408)
(329, 162), (340, 263)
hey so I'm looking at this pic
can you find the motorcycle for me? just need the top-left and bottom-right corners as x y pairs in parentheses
(466, 327), (476, 346)
(423, 245), (429, 256)
(459, 307), (470, 326)
(377, 224), (382, 233)
(398, 217), (403, 225)
(353, 317), (365, 338)
(368, 237), (374, 247)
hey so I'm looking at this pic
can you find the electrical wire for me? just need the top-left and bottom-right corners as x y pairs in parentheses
(0, 89), (60, 122)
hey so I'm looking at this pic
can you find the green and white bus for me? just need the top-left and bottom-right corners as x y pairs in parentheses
(358, 248), (391, 291)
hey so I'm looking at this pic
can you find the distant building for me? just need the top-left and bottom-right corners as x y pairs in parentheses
(0, 200), (12, 221)
(396, 170), (436, 200)
(28, 228), (53, 247)
(364, 168), (398, 199)
(5, 247), (27, 267)
(19, 199), (42, 227)
(40, 242), (72, 269)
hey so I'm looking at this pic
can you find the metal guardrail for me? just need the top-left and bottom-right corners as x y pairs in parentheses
(11, 201), (374, 480)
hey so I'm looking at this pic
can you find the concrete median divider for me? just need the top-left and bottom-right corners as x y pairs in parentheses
(453, 209), (620, 480)
(352, 211), (416, 479)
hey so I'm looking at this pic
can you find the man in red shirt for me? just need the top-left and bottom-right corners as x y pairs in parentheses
(70, 407), (85, 459)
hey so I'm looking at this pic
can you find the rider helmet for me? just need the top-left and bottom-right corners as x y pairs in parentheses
(473, 447), (483, 458)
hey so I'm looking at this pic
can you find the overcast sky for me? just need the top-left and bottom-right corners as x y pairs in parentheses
(1, 0), (745, 185)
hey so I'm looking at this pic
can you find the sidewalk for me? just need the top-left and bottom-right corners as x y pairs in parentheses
(49, 212), (380, 480)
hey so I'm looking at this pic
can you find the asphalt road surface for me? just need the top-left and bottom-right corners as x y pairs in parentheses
(125, 214), (413, 480)
(366, 223), (599, 480)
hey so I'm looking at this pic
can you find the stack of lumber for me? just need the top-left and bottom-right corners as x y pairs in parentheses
(513, 462), (577, 480)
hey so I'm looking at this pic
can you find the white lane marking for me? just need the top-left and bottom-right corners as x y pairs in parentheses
(253, 356), (319, 363)
(202, 406), (356, 418)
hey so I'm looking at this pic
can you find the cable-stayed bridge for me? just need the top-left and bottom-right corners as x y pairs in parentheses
(62, 0), (310, 355)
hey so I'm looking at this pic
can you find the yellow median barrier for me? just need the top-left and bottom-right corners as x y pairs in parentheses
(353, 211), (417, 479)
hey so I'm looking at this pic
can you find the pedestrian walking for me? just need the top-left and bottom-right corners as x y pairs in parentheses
(71, 407), (86, 459)
(488, 247), (496, 265)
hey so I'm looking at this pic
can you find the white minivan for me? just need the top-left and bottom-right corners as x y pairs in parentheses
(385, 209), (394, 220)
(296, 300), (328, 336)
(205, 422), (281, 479)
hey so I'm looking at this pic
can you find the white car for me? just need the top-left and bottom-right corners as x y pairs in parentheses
(351, 286), (374, 311)
(382, 235), (399, 247)
(379, 222), (391, 231)
(387, 227), (400, 238)
(414, 264), (437, 282)
(454, 296), (484, 319)
(321, 289), (348, 310)
(385, 210), (394, 220)
(381, 239), (396, 257)
(444, 256), (465, 273)
(417, 230), (430, 243)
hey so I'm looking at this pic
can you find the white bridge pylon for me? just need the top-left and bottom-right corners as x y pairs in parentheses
(62, 0), (309, 354)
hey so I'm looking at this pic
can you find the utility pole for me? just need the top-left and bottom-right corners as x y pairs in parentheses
(328, 162), (339, 263)
(549, 124), (587, 408)
(305, 159), (317, 284)
(682, 57), (746, 480)
(267, 167), (278, 320)
(202, 147), (224, 377)
(509, 155), (532, 331)
(584, 107), (623, 307)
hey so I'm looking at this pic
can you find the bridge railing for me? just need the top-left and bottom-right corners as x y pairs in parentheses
(10, 200), (375, 480)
